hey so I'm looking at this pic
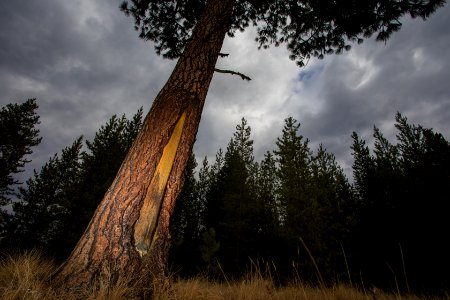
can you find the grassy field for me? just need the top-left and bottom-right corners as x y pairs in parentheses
(0, 251), (443, 300)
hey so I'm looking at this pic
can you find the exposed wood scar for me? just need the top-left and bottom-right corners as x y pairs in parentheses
(133, 111), (186, 256)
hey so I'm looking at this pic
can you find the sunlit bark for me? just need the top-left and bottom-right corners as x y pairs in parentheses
(53, 0), (235, 290)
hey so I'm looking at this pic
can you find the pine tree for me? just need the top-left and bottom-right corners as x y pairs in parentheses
(10, 138), (83, 258)
(197, 156), (211, 228)
(309, 144), (356, 279)
(394, 113), (450, 291)
(274, 117), (315, 278)
(275, 117), (311, 231)
(0, 98), (41, 244)
(350, 113), (450, 292)
(203, 149), (224, 232)
(203, 118), (261, 275)
(0, 99), (41, 207)
(350, 131), (375, 201)
(232, 118), (255, 168)
(257, 152), (279, 223)
(350, 129), (395, 289)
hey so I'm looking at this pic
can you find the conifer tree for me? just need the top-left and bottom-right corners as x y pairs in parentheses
(10, 138), (83, 257)
(205, 118), (259, 275)
(275, 117), (311, 229)
(274, 117), (315, 277)
(0, 99), (41, 243)
(350, 113), (450, 292)
(257, 152), (279, 222)
(351, 129), (393, 288)
(232, 118), (255, 167)
(309, 144), (356, 279)
(197, 156), (211, 226)
(394, 113), (450, 291)
(350, 131), (375, 200)
(0, 99), (41, 207)
(203, 149), (224, 232)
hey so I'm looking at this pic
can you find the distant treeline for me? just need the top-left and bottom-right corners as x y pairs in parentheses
(1, 99), (449, 294)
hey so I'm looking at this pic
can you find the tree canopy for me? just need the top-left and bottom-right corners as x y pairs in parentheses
(120, 0), (445, 65)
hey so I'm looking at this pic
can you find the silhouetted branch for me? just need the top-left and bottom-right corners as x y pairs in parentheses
(214, 68), (251, 81)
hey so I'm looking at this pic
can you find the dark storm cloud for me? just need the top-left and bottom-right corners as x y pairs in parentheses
(196, 2), (450, 178)
(0, 0), (175, 178)
(1, 0), (449, 183)
(296, 3), (450, 175)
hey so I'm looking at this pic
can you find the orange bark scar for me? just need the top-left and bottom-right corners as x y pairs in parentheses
(134, 111), (186, 256)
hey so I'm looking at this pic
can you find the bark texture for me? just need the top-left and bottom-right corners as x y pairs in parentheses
(53, 0), (235, 292)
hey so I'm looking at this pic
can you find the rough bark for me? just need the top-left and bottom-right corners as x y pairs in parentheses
(52, 0), (235, 292)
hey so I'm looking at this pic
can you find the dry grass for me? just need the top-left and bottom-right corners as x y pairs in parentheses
(0, 250), (137, 300)
(155, 275), (428, 300)
(0, 250), (57, 299)
(0, 251), (441, 300)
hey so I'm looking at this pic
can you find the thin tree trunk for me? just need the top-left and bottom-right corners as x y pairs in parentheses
(53, 0), (235, 291)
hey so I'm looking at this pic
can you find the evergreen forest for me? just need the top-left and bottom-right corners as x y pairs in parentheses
(1, 99), (449, 294)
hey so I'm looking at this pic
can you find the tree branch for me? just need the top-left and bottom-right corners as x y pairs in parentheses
(218, 53), (229, 57)
(214, 68), (251, 81)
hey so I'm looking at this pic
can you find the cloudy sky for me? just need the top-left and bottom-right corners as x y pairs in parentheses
(1, 0), (450, 181)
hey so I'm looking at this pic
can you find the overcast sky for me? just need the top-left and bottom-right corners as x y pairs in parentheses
(1, 0), (450, 181)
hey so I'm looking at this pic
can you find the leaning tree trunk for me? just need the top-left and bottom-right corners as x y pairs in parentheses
(53, 0), (235, 291)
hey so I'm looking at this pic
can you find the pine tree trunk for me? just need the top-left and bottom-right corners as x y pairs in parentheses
(53, 0), (235, 291)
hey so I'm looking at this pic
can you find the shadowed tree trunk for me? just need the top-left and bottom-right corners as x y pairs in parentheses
(53, 0), (235, 291)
